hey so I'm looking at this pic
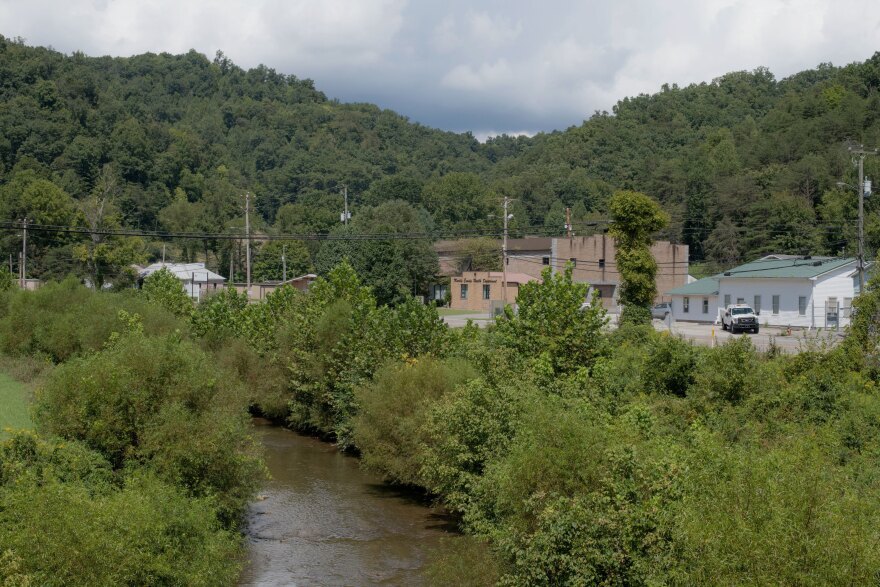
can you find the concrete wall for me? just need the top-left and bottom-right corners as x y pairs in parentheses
(450, 273), (522, 312)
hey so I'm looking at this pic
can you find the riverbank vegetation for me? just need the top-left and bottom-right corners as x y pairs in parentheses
(3, 262), (880, 585)
(137, 258), (880, 584)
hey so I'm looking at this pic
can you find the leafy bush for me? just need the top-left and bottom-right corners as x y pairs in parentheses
(0, 278), (183, 362)
(0, 433), (242, 586)
(141, 267), (193, 318)
(34, 331), (262, 523)
(494, 265), (607, 375)
(673, 431), (880, 585)
(353, 357), (476, 485)
(643, 333), (698, 396)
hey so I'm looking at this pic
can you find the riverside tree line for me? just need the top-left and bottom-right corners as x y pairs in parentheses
(2, 189), (880, 584)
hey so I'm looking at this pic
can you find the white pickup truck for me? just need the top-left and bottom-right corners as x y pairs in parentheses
(721, 304), (760, 334)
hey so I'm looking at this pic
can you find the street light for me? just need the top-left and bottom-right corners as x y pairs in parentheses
(839, 142), (878, 293)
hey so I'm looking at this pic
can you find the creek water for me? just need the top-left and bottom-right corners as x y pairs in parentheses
(239, 418), (457, 586)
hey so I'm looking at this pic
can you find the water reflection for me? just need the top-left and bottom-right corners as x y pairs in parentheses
(240, 419), (456, 587)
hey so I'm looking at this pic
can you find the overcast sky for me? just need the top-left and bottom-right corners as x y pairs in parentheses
(2, 0), (878, 139)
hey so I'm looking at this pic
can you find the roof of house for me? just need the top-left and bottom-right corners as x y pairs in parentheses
(721, 256), (856, 279)
(667, 276), (720, 296)
(139, 262), (226, 283)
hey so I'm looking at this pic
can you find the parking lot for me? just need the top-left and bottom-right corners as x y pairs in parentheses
(438, 310), (843, 353)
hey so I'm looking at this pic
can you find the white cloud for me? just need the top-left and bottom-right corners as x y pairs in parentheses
(0, 0), (878, 135)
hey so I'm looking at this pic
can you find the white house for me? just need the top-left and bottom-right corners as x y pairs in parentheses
(667, 255), (863, 329)
(138, 262), (226, 300)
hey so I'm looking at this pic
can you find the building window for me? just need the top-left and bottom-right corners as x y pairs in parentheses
(724, 294), (731, 308)
(598, 258), (605, 268)
(736, 297), (744, 304)
(683, 297), (690, 313)
(482, 284), (491, 300)
(569, 257), (577, 267)
(772, 295), (780, 315)
(702, 298), (709, 314)
(460, 284), (468, 300)
(799, 296), (807, 316)
(753, 295), (761, 314)
(542, 256), (550, 265)
(844, 297), (853, 318)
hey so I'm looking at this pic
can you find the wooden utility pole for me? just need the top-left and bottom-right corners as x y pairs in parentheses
(245, 192), (251, 292)
(502, 197), (509, 305)
(20, 218), (27, 289)
(282, 244), (287, 282)
(565, 207), (572, 238)
(850, 145), (878, 293)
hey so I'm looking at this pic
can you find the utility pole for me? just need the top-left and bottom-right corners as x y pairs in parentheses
(162, 243), (166, 263)
(282, 244), (287, 282)
(341, 185), (350, 225)
(502, 197), (509, 305)
(850, 145), (878, 294)
(565, 207), (572, 238)
(20, 218), (27, 289)
(245, 192), (251, 292)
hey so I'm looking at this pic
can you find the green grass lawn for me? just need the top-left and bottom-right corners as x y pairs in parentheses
(0, 372), (32, 438)
(436, 308), (486, 316)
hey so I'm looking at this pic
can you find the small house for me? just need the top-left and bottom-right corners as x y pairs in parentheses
(138, 262), (226, 300)
(450, 271), (541, 313)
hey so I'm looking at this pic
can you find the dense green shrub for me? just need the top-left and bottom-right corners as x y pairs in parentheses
(643, 333), (698, 397)
(141, 267), (194, 318)
(467, 398), (681, 585)
(0, 433), (242, 586)
(419, 378), (532, 516)
(494, 265), (607, 376)
(673, 431), (880, 585)
(353, 357), (476, 485)
(34, 331), (263, 523)
(0, 279), (182, 362)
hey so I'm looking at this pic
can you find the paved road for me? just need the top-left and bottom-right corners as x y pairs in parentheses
(439, 311), (842, 353)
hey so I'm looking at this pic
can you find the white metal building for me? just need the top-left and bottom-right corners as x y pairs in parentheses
(138, 262), (226, 300)
(667, 255), (863, 329)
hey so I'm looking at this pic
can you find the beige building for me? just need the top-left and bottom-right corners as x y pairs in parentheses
(506, 235), (689, 311)
(450, 271), (540, 312)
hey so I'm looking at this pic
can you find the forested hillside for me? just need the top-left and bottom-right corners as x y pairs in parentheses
(1, 34), (879, 288)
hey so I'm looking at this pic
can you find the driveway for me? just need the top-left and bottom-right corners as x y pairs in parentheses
(655, 319), (842, 353)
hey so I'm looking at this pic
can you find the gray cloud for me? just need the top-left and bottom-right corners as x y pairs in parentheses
(1, 0), (878, 137)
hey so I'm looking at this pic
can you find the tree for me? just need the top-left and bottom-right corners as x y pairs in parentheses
(609, 190), (669, 325)
(316, 201), (439, 305)
(495, 264), (608, 375)
(253, 240), (311, 282)
(705, 217), (743, 269)
(422, 173), (491, 231)
(142, 268), (193, 318)
(74, 165), (146, 289)
(455, 238), (501, 271)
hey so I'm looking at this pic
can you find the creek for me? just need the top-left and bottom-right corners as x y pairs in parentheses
(239, 418), (456, 586)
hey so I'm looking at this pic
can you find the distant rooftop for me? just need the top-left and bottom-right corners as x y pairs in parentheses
(667, 276), (720, 296)
(139, 262), (225, 283)
(722, 256), (856, 279)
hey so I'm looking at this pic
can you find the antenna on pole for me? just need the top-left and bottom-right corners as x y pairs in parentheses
(340, 185), (351, 225)
(245, 192), (251, 294)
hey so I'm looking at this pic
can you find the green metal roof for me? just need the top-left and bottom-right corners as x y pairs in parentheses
(722, 256), (856, 279)
(667, 276), (720, 296)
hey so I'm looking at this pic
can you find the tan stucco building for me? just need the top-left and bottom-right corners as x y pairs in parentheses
(450, 271), (540, 312)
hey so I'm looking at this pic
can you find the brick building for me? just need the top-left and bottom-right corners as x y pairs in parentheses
(449, 271), (540, 312)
